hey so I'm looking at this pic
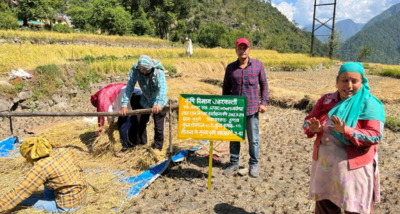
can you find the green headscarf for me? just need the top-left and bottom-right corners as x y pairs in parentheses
(328, 62), (385, 145)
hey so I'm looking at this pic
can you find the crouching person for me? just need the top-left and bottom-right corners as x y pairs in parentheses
(119, 55), (168, 154)
(0, 137), (87, 213)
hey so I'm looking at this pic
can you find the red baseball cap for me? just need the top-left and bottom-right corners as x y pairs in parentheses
(236, 38), (250, 47)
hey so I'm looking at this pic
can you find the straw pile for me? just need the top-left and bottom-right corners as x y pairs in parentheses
(0, 116), (204, 214)
(91, 122), (121, 157)
(17, 116), (203, 172)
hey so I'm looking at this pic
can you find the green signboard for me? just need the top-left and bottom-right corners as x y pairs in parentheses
(178, 94), (247, 141)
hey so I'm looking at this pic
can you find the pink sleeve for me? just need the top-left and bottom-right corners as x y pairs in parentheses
(343, 120), (384, 146)
(303, 95), (325, 138)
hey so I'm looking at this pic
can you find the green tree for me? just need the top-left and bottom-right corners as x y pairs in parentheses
(152, 6), (176, 40)
(149, 0), (192, 40)
(357, 43), (374, 62)
(102, 7), (131, 35)
(0, 3), (18, 30)
(17, 0), (62, 26)
(0, 10), (18, 30)
(89, 0), (120, 29)
(329, 30), (343, 59)
(170, 20), (187, 41)
(132, 6), (154, 36)
(197, 22), (228, 48)
(66, 7), (90, 30)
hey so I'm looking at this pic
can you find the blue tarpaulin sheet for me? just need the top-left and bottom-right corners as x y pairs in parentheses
(0, 137), (19, 158)
(124, 159), (170, 198)
(123, 140), (208, 198)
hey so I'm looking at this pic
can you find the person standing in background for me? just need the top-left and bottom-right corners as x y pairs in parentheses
(222, 38), (269, 178)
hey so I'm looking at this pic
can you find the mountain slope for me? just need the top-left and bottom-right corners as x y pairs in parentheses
(363, 3), (400, 29)
(336, 19), (365, 41)
(188, 0), (327, 54)
(305, 19), (364, 42)
(339, 12), (400, 64)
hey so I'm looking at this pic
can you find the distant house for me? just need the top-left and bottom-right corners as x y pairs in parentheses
(54, 13), (73, 28)
(16, 13), (73, 28)
(17, 20), (45, 28)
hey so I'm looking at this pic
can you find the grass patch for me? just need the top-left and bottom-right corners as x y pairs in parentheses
(368, 66), (400, 79)
(0, 84), (18, 99)
(280, 64), (308, 71)
(380, 69), (400, 79)
(32, 64), (64, 99)
(322, 61), (335, 68)
(164, 64), (177, 78)
(200, 78), (223, 87)
(74, 67), (101, 90)
(80, 55), (140, 63)
(385, 116), (400, 132)
(12, 82), (24, 92)
(2, 63), (103, 101)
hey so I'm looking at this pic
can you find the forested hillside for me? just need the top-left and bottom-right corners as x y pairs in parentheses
(339, 11), (400, 64)
(0, 0), (328, 55)
(363, 3), (400, 29)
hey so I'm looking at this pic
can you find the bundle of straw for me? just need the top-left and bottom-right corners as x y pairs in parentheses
(91, 122), (121, 157)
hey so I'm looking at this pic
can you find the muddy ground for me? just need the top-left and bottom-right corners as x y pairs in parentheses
(1, 66), (399, 214)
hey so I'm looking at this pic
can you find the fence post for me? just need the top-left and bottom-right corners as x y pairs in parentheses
(169, 100), (173, 159)
(9, 116), (13, 136)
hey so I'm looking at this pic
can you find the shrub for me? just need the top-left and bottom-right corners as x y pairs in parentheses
(385, 116), (400, 132)
(0, 11), (18, 30)
(380, 69), (400, 79)
(53, 24), (73, 33)
(33, 64), (64, 98)
(164, 64), (177, 78)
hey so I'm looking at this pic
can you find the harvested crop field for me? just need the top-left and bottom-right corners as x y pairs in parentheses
(1, 65), (399, 213)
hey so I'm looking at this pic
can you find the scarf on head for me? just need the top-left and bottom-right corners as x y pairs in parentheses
(328, 62), (385, 145)
(20, 137), (55, 164)
(133, 55), (165, 83)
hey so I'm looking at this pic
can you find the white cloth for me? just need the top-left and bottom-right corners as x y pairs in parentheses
(187, 39), (193, 57)
(106, 87), (133, 124)
(9, 68), (32, 79)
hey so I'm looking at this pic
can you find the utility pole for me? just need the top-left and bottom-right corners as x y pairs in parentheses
(310, 0), (337, 59)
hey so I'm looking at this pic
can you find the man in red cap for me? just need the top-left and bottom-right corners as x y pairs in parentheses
(222, 38), (269, 178)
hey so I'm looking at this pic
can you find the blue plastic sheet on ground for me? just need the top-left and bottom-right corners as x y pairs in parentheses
(122, 140), (208, 198)
(171, 140), (208, 163)
(124, 159), (170, 198)
(171, 150), (188, 162)
(0, 137), (20, 158)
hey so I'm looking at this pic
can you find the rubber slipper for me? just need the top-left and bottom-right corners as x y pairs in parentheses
(205, 154), (221, 163)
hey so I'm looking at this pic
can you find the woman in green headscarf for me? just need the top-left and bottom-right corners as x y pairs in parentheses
(0, 137), (87, 213)
(303, 62), (385, 214)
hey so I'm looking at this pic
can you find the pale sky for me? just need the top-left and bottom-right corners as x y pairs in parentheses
(270, 0), (400, 27)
